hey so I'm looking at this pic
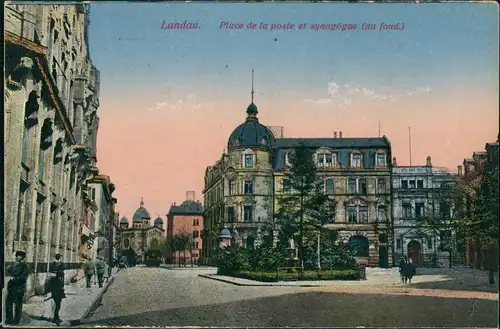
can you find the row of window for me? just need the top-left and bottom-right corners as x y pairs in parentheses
(400, 202), (451, 219)
(226, 177), (389, 196)
(225, 204), (388, 224)
(400, 179), (425, 189)
(241, 151), (388, 169)
(283, 178), (388, 195)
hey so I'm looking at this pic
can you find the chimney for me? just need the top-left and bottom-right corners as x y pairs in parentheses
(186, 191), (195, 201)
(426, 156), (432, 167)
(457, 165), (463, 176)
(339, 131), (343, 138)
(392, 157), (397, 166)
(333, 132), (338, 138)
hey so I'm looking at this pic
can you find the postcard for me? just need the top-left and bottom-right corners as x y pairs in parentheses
(3, 1), (499, 328)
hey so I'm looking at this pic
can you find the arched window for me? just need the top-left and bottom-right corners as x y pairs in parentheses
(123, 238), (130, 248)
(325, 178), (334, 195)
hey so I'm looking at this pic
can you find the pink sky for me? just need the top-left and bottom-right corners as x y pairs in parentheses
(96, 86), (498, 221)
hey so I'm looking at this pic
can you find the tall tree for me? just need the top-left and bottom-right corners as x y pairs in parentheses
(469, 167), (499, 284)
(274, 143), (336, 270)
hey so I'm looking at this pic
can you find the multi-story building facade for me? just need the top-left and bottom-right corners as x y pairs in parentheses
(167, 192), (204, 264)
(88, 175), (116, 262)
(202, 97), (393, 267)
(4, 4), (116, 297)
(118, 199), (165, 264)
(392, 156), (458, 267)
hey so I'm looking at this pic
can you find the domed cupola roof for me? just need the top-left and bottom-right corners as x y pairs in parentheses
(154, 216), (163, 225)
(227, 70), (275, 151)
(120, 216), (129, 224)
(133, 198), (151, 223)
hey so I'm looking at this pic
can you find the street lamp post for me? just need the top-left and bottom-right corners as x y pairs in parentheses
(317, 230), (321, 270)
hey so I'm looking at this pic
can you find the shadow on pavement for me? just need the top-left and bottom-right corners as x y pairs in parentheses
(408, 268), (499, 293)
(79, 291), (498, 327)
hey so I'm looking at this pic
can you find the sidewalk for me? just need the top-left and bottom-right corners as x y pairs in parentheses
(199, 267), (499, 292)
(19, 268), (120, 326)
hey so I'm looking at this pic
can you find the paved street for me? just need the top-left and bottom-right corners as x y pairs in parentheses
(81, 266), (498, 327)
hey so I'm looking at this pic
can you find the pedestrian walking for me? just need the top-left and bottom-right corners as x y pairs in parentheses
(104, 259), (110, 283)
(398, 256), (408, 283)
(83, 259), (95, 288)
(95, 256), (106, 288)
(5, 250), (30, 325)
(403, 260), (416, 284)
(47, 270), (66, 325)
(51, 253), (65, 279)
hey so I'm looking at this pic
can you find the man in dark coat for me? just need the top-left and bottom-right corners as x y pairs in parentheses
(398, 256), (407, 283)
(48, 270), (66, 325)
(5, 250), (30, 325)
(51, 253), (64, 280)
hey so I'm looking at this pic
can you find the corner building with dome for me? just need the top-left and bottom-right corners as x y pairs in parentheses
(118, 198), (165, 264)
(202, 98), (394, 267)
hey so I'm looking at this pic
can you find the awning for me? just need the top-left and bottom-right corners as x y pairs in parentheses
(81, 224), (94, 238)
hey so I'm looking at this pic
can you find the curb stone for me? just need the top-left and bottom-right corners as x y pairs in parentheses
(198, 274), (324, 287)
(80, 275), (116, 321)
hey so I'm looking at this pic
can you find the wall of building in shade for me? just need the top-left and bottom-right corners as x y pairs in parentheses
(4, 4), (117, 299)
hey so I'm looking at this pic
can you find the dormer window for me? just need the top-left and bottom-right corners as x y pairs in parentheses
(315, 148), (337, 167)
(285, 152), (292, 167)
(351, 153), (362, 168)
(376, 152), (386, 167)
(260, 137), (268, 145)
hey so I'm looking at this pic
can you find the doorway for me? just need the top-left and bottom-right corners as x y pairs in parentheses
(407, 240), (422, 266)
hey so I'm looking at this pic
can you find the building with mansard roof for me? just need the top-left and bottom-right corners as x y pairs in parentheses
(118, 198), (165, 264)
(202, 84), (393, 267)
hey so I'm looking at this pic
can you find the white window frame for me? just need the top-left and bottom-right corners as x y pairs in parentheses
(324, 178), (334, 195)
(350, 151), (362, 169)
(314, 148), (337, 168)
(242, 149), (254, 168)
(375, 151), (387, 168)
(377, 178), (386, 194)
(346, 200), (369, 224)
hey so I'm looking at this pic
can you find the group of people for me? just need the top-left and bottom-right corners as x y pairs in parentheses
(5, 250), (115, 326)
(398, 256), (417, 284)
(83, 256), (112, 289)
